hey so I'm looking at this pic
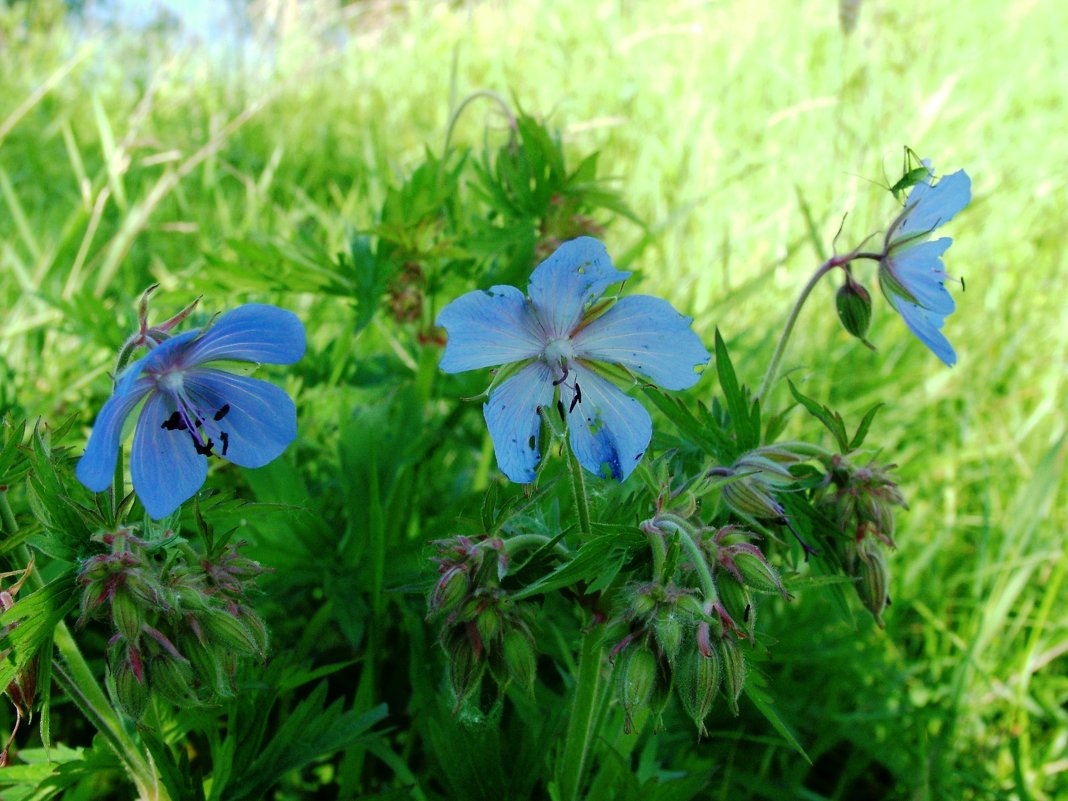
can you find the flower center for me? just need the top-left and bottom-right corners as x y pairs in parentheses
(542, 337), (575, 368)
(156, 370), (232, 458)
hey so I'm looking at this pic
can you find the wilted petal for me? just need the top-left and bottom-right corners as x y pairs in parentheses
(75, 378), (154, 492)
(130, 392), (209, 519)
(572, 296), (709, 390)
(183, 368), (297, 468)
(884, 238), (956, 316)
(886, 294), (956, 367)
(564, 365), (651, 481)
(483, 361), (555, 483)
(184, 304), (306, 366)
(895, 170), (971, 240)
(528, 237), (630, 339)
(436, 285), (544, 373)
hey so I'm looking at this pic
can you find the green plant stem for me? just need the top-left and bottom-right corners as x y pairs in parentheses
(641, 522), (668, 583)
(566, 443), (593, 538)
(502, 533), (570, 557)
(0, 492), (165, 800)
(756, 258), (838, 402)
(558, 626), (605, 801)
(656, 514), (719, 605)
(557, 438), (603, 801)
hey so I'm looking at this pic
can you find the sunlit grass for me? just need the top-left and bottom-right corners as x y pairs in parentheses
(1, 0), (1065, 797)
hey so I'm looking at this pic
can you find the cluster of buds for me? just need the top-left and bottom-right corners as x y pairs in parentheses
(815, 454), (907, 625)
(428, 535), (538, 708)
(609, 580), (751, 736)
(76, 527), (269, 719)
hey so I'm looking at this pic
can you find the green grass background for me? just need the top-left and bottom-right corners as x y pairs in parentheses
(1, 0), (1065, 798)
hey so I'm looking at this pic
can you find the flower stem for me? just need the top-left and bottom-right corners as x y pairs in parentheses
(756, 258), (841, 402)
(502, 533), (570, 558)
(557, 626), (606, 801)
(566, 442), (593, 538)
(656, 514), (719, 605)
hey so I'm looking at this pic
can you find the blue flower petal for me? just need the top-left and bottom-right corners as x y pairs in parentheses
(130, 391), (209, 519)
(896, 170), (971, 240)
(75, 378), (154, 492)
(886, 293), (956, 367)
(184, 304), (306, 366)
(564, 365), (651, 482)
(483, 361), (555, 483)
(182, 368), (298, 468)
(527, 237), (631, 339)
(436, 285), (545, 373)
(885, 238), (956, 315)
(571, 296), (709, 390)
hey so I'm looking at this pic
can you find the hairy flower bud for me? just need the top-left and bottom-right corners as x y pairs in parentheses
(733, 551), (787, 598)
(502, 629), (537, 691)
(110, 589), (144, 644)
(429, 566), (469, 619)
(614, 646), (659, 733)
(110, 650), (149, 720)
(443, 625), (485, 707)
(653, 607), (684, 664)
(836, 275), (874, 345)
(856, 538), (890, 627)
(199, 608), (264, 658)
(676, 645), (721, 736)
(718, 637), (746, 716)
(149, 655), (196, 706)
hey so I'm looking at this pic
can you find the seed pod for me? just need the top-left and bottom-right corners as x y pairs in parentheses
(614, 646), (658, 730)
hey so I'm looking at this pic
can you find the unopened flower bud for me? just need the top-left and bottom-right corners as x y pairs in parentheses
(502, 629), (537, 691)
(836, 276), (873, 344)
(199, 608), (264, 658)
(718, 637), (746, 716)
(475, 605), (501, 649)
(149, 655), (196, 706)
(734, 551), (788, 598)
(110, 651), (149, 720)
(614, 646), (658, 732)
(716, 578), (755, 640)
(111, 589), (144, 643)
(653, 607), (684, 663)
(429, 567), (469, 618)
(676, 645), (721, 736)
(443, 625), (485, 707)
(856, 539), (890, 627)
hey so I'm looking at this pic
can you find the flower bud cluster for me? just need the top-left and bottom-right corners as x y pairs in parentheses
(76, 528), (269, 718)
(608, 580), (751, 736)
(815, 454), (907, 625)
(427, 534), (538, 707)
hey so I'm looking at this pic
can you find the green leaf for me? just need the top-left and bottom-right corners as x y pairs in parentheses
(848, 401), (885, 451)
(715, 330), (758, 451)
(743, 671), (811, 764)
(642, 387), (733, 461)
(787, 380), (849, 452)
(510, 524), (644, 600)
(0, 571), (76, 694)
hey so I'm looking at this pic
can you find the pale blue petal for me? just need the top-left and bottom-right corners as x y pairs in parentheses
(115, 331), (201, 395)
(130, 392), (209, 519)
(184, 304), (306, 366)
(75, 378), (154, 492)
(483, 361), (555, 483)
(895, 170), (971, 240)
(183, 369), (297, 468)
(887, 294), (957, 367)
(527, 237), (631, 339)
(564, 365), (651, 481)
(436, 285), (544, 373)
(571, 296), (709, 390)
(885, 238), (956, 316)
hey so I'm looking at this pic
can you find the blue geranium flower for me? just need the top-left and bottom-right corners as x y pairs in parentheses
(436, 237), (709, 483)
(879, 168), (971, 366)
(76, 304), (306, 519)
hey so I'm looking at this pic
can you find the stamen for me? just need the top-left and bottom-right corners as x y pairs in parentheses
(569, 382), (582, 413)
(161, 411), (187, 431)
(552, 363), (570, 386)
(219, 431), (229, 456)
(192, 436), (215, 456)
(214, 404), (231, 421)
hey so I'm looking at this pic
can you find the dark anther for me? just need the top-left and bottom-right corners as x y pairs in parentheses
(556, 399), (566, 421)
(192, 436), (215, 457)
(213, 404), (231, 421)
(161, 411), (187, 431)
(961, 276), (966, 292)
(744, 603), (751, 623)
(552, 363), (570, 386)
(569, 382), (582, 413)
(219, 431), (230, 456)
